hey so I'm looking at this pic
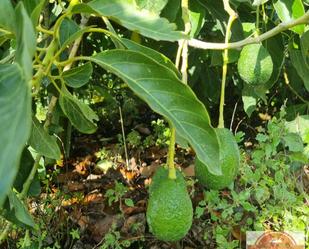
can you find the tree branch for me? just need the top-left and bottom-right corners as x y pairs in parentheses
(188, 10), (309, 50)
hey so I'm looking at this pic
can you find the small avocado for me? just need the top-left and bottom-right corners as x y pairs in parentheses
(146, 167), (193, 241)
(237, 43), (273, 85)
(195, 128), (240, 190)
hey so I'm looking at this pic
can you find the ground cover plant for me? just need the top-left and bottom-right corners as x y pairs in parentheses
(0, 0), (308, 248)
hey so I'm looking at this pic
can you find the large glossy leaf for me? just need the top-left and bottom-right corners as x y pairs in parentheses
(264, 29), (285, 89)
(29, 0), (46, 27)
(282, 132), (304, 152)
(59, 85), (99, 134)
(28, 117), (61, 159)
(161, 0), (180, 22)
(273, 0), (305, 35)
(286, 115), (309, 140)
(72, 0), (186, 41)
(300, 30), (309, 68)
(63, 62), (93, 88)
(59, 26), (93, 52)
(242, 84), (267, 117)
(0, 0), (16, 32)
(2, 190), (35, 228)
(13, 148), (40, 197)
(23, 0), (41, 15)
(289, 47), (309, 91)
(135, 0), (168, 15)
(15, 2), (36, 82)
(120, 38), (180, 77)
(89, 50), (221, 175)
(0, 64), (32, 207)
(59, 18), (80, 47)
(189, 0), (206, 38)
(242, 86), (257, 117)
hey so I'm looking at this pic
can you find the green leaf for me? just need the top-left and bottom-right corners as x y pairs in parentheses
(89, 50), (221, 175)
(242, 22), (256, 37)
(30, 0), (47, 27)
(273, 0), (305, 35)
(72, 0), (186, 41)
(286, 115), (309, 141)
(59, 18), (80, 47)
(135, 0), (168, 15)
(176, 132), (190, 149)
(0, 64), (31, 207)
(253, 0), (269, 6)
(29, 117), (61, 159)
(124, 198), (134, 207)
(63, 62), (93, 88)
(192, 66), (220, 105)
(242, 93), (257, 117)
(59, 85), (99, 134)
(289, 47), (309, 91)
(241, 84), (268, 117)
(22, 0), (45, 27)
(264, 30), (285, 89)
(282, 132), (304, 152)
(189, 0), (206, 38)
(13, 148), (41, 197)
(15, 2), (36, 82)
(0, 0), (16, 32)
(161, 0), (180, 22)
(199, 0), (228, 34)
(3, 191), (35, 228)
(300, 30), (309, 68)
(23, 0), (41, 16)
(13, 148), (34, 193)
(285, 104), (308, 121)
(120, 38), (181, 78)
(289, 151), (308, 163)
(59, 26), (93, 52)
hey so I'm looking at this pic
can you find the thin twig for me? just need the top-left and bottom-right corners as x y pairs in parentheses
(102, 17), (124, 49)
(119, 106), (129, 170)
(283, 67), (308, 104)
(63, 15), (89, 71)
(230, 101), (238, 131)
(180, 0), (191, 83)
(188, 11), (309, 50)
(218, 0), (237, 128)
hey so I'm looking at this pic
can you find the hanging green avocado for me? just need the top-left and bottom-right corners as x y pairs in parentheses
(237, 43), (273, 85)
(195, 128), (240, 190)
(146, 167), (193, 241)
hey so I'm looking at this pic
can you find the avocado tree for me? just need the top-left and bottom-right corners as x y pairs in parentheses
(0, 0), (308, 244)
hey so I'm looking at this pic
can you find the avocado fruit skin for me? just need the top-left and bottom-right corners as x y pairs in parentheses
(195, 128), (240, 190)
(237, 43), (273, 85)
(146, 167), (193, 241)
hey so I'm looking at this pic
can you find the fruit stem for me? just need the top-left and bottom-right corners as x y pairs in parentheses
(167, 125), (176, 179)
(166, 0), (192, 180)
(218, 2), (237, 129)
(256, 4), (260, 35)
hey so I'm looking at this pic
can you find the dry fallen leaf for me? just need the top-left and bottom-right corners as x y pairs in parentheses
(182, 164), (195, 177)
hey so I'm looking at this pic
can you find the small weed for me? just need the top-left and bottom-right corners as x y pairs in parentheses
(99, 224), (131, 249)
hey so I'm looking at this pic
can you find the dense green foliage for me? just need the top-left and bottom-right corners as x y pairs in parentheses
(196, 111), (309, 248)
(0, 0), (308, 247)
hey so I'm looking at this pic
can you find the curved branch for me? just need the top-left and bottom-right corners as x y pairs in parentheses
(188, 10), (309, 50)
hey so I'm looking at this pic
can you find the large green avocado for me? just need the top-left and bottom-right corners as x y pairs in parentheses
(237, 43), (273, 85)
(195, 128), (240, 190)
(146, 167), (193, 241)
